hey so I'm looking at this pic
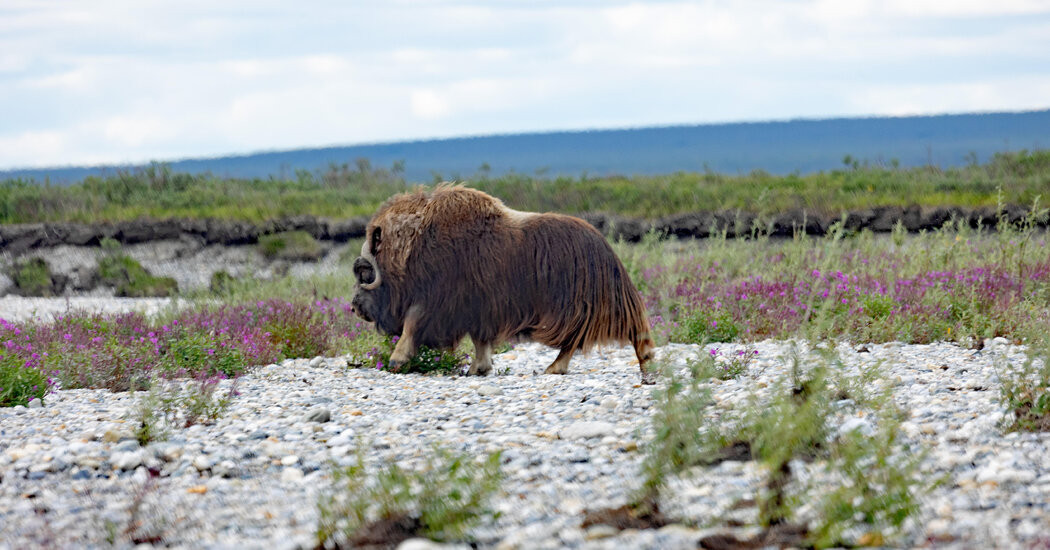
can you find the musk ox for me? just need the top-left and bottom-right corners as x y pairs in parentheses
(350, 185), (656, 383)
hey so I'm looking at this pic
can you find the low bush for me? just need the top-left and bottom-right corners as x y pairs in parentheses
(316, 447), (503, 548)
(209, 270), (236, 295)
(10, 257), (55, 296)
(350, 335), (468, 375)
(258, 230), (323, 261)
(98, 254), (178, 297)
(998, 329), (1050, 432)
(622, 347), (932, 548)
(132, 376), (236, 445)
(0, 339), (52, 407)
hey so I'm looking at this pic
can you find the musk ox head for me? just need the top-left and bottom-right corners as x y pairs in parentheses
(350, 226), (401, 336)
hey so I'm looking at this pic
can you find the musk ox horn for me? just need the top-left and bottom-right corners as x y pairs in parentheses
(356, 238), (382, 291)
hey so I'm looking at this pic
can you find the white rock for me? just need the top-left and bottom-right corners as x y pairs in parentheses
(326, 431), (355, 448)
(281, 467), (304, 483)
(6, 444), (45, 461)
(559, 421), (615, 439)
(583, 524), (619, 540)
(477, 384), (503, 397)
(396, 538), (472, 550)
(837, 417), (875, 437)
(112, 450), (145, 470)
(193, 455), (217, 471)
(280, 455), (299, 466)
(329, 445), (352, 458)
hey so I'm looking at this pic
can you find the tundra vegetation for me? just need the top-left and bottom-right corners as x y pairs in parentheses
(97, 239), (179, 297)
(1, 150), (1049, 223)
(315, 447), (503, 549)
(258, 230), (324, 261)
(616, 347), (936, 548)
(2, 159), (1050, 544)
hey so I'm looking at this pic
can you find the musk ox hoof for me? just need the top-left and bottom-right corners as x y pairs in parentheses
(387, 358), (406, 373)
(639, 371), (657, 385)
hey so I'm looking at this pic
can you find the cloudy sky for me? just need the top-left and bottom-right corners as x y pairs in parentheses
(2, 0), (1049, 169)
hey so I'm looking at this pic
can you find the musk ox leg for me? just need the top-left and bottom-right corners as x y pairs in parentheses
(634, 334), (657, 385)
(466, 337), (493, 376)
(388, 305), (422, 372)
(543, 347), (573, 375)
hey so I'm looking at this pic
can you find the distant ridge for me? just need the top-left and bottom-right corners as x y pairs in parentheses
(3, 109), (1048, 184)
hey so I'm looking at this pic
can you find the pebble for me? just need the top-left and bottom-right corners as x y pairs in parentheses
(303, 407), (332, 423)
(559, 421), (616, 440)
(584, 525), (619, 540)
(111, 451), (144, 471)
(477, 384), (503, 397)
(0, 327), (1047, 549)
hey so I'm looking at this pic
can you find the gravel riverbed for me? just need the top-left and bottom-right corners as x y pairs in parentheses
(2, 300), (1049, 549)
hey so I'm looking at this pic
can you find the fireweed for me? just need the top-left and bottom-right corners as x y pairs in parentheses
(4, 220), (1049, 404)
(0, 299), (366, 401)
(628, 222), (1050, 346)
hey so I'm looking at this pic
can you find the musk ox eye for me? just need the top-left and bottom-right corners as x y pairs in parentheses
(353, 257), (376, 285)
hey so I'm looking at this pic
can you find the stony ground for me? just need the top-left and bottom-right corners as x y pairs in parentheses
(2, 300), (1050, 549)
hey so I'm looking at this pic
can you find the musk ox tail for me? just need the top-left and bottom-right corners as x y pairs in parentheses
(524, 215), (655, 378)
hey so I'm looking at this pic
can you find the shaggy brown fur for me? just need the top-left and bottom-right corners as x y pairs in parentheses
(351, 185), (656, 383)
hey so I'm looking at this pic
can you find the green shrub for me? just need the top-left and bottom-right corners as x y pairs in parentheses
(131, 377), (235, 445)
(998, 330), (1050, 432)
(11, 257), (55, 296)
(809, 409), (928, 548)
(675, 308), (741, 343)
(694, 346), (758, 381)
(353, 335), (468, 375)
(632, 347), (932, 548)
(264, 312), (331, 360)
(316, 446), (503, 547)
(209, 270), (236, 295)
(98, 255), (178, 297)
(160, 332), (246, 378)
(259, 230), (323, 261)
(635, 359), (714, 502)
(0, 354), (50, 407)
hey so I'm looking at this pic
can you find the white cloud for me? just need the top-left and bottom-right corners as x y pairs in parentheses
(0, 0), (1048, 169)
(411, 90), (451, 120)
(883, 0), (1050, 17)
(850, 76), (1050, 116)
(102, 115), (178, 148)
(0, 131), (68, 163)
